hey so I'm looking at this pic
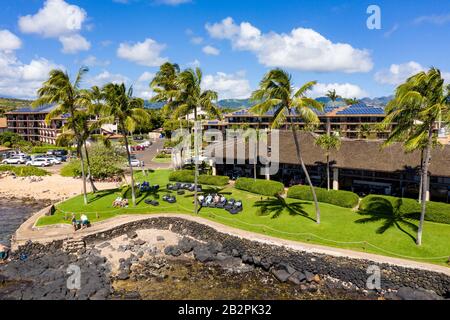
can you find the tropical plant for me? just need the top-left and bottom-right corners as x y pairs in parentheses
(171, 67), (221, 213)
(250, 68), (323, 223)
(314, 134), (341, 190)
(380, 67), (450, 245)
(150, 62), (180, 117)
(326, 89), (340, 102)
(344, 97), (360, 105)
(33, 67), (91, 204)
(102, 83), (150, 206)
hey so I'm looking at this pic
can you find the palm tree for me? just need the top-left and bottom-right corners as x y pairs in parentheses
(326, 89), (340, 102)
(172, 67), (221, 214)
(381, 67), (449, 245)
(33, 67), (91, 205)
(250, 68), (324, 224)
(102, 83), (150, 206)
(150, 62), (180, 116)
(314, 134), (341, 190)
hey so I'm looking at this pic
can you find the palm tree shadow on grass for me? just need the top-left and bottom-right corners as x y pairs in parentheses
(88, 189), (118, 204)
(254, 195), (314, 221)
(356, 197), (418, 243)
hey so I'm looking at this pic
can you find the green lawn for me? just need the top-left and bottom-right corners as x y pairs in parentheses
(37, 169), (450, 265)
(152, 156), (172, 164)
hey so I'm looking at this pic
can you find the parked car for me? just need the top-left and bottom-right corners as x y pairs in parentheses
(47, 149), (68, 157)
(130, 159), (143, 167)
(26, 158), (51, 167)
(1, 155), (29, 164)
(55, 155), (68, 162)
(45, 156), (61, 165)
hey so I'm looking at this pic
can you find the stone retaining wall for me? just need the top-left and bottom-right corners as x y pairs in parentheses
(78, 216), (450, 296)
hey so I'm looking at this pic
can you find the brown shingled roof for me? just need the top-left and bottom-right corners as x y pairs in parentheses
(215, 130), (450, 177)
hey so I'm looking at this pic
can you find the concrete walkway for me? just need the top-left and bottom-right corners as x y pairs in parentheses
(13, 207), (450, 276)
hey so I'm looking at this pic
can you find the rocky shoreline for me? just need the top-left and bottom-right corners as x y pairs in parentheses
(0, 216), (449, 300)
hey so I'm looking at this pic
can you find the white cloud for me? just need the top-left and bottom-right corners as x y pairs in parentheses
(137, 71), (155, 82)
(202, 45), (220, 56)
(117, 38), (167, 66)
(206, 17), (373, 73)
(191, 36), (203, 45)
(202, 71), (252, 99)
(0, 51), (63, 99)
(85, 71), (130, 87)
(0, 30), (22, 52)
(59, 34), (91, 54)
(18, 0), (87, 37)
(81, 55), (110, 67)
(374, 61), (425, 85)
(186, 59), (201, 68)
(18, 0), (90, 54)
(414, 14), (450, 25)
(308, 82), (368, 99)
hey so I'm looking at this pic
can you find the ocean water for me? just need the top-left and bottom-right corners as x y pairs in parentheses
(0, 198), (46, 246)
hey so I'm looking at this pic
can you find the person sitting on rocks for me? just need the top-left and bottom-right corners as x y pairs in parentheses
(80, 214), (90, 229)
(0, 243), (9, 262)
(71, 213), (81, 231)
(220, 195), (226, 203)
(198, 194), (205, 205)
(213, 194), (220, 204)
(121, 198), (129, 207)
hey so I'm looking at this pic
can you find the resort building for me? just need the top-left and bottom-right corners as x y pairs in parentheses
(5, 105), (67, 145)
(210, 131), (450, 203)
(0, 118), (8, 133)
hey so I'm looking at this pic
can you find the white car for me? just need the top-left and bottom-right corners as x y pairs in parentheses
(2, 155), (28, 164)
(45, 156), (61, 165)
(26, 158), (51, 167)
(130, 159), (143, 167)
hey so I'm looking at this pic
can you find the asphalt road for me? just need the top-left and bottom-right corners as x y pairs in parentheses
(130, 138), (172, 170)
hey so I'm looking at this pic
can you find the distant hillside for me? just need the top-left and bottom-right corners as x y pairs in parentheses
(361, 96), (393, 107)
(0, 97), (32, 116)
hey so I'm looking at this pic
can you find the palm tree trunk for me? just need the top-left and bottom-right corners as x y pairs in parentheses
(417, 126), (433, 245)
(84, 142), (98, 193)
(290, 119), (321, 224)
(418, 149), (424, 203)
(254, 145), (257, 180)
(77, 142), (88, 205)
(193, 107), (199, 214)
(326, 153), (330, 191)
(123, 128), (136, 206)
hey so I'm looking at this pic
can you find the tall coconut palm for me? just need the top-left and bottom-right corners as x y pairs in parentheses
(314, 134), (341, 190)
(150, 62), (180, 115)
(326, 89), (340, 102)
(33, 67), (91, 205)
(381, 67), (449, 245)
(172, 67), (221, 214)
(251, 68), (324, 224)
(102, 83), (150, 206)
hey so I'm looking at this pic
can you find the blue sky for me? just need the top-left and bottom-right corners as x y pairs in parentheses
(0, 0), (449, 100)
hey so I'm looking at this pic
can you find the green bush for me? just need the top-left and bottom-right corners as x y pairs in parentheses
(235, 177), (284, 196)
(169, 170), (229, 186)
(360, 195), (450, 225)
(31, 146), (73, 154)
(0, 165), (50, 177)
(287, 185), (359, 208)
(156, 152), (171, 159)
(60, 144), (125, 179)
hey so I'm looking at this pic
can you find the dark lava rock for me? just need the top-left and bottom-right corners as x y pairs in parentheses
(305, 271), (315, 283)
(288, 271), (306, 285)
(242, 254), (253, 264)
(134, 239), (146, 246)
(116, 271), (130, 281)
(97, 242), (110, 249)
(177, 237), (198, 253)
(231, 249), (240, 257)
(396, 287), (443, 300)
(164, 245), (182, 257)
(156, 236), (165, 241)
(193, 246), (215, 263)
(207, 241), (223, 254)
(127, 231), (138, 239)
(277, 261), (295, 275)
(272, 269), (291, 282)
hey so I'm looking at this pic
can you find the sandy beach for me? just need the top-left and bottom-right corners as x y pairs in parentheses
(0, 175), (121, 201)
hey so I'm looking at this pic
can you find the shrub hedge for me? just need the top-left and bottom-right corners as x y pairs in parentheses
(31, 146), (74, 154)
(169, 170), (229, 186)
(360, 194), (450, 225)
(235, 177), (285, 196)
(0, 165), (50, 177)
(287, 185), (359, 208)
